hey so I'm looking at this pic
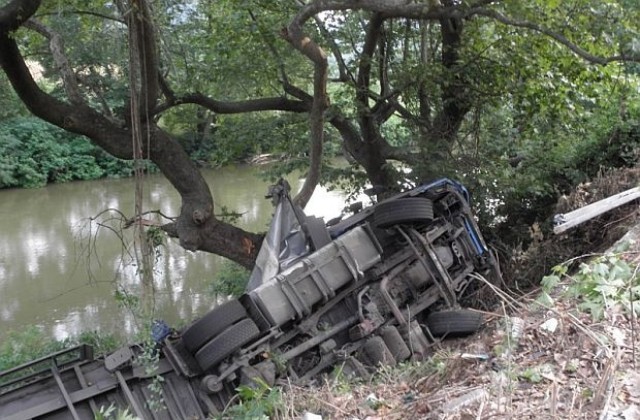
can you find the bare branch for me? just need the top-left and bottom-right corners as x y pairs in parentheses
(247, 9), (293, 89)
(312, 13), (354, 83)
(35, 9), (124, 24)
(75, 72), (119, 120)
(158, 72), (176, 104)
(468, 0), (496, 8)
(472, 9), (638, 64)
(24, 19), (86, 105)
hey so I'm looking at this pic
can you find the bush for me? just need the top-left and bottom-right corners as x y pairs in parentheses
(209, 259), (251, 298)
(0, 117), (147, 189)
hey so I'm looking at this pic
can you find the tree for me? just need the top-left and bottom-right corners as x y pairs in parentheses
(1, 0), (639, 267)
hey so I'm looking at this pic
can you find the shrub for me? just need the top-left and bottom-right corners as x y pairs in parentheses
(209, 259), (251, 298)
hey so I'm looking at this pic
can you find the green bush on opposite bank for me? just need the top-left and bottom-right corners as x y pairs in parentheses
(0, 117), (147, 189)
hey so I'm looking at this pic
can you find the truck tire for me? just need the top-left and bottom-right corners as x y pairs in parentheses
(380, 326), (411, 362)
(362, 336), (396, 367)
(373, 198), (434, 228)
(182, 299), (247, 353)
(425, 309), (484, 337)
(195, 318), (260, 372)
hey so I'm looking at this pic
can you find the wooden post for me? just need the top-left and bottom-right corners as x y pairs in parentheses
(553, 187), (640, 234)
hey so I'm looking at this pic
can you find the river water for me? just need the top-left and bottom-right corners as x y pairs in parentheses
(0, 165), (350, 342)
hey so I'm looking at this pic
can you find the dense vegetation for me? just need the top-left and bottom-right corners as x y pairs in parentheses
(0, 117), (138, 188)
(1, 0), (639, 263)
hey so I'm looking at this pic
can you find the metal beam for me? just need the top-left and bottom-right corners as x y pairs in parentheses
(52, 365), (81, 420)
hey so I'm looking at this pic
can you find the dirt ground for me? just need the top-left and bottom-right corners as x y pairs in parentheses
(278, 170), (640, 420)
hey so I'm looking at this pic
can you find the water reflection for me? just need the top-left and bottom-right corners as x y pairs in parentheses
(0, 165), (355, 342)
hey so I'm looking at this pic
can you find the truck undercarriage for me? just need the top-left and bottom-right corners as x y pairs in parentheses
(0, 178), (501, 419)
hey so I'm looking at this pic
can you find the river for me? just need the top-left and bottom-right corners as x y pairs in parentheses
(0, 165), (351, 342)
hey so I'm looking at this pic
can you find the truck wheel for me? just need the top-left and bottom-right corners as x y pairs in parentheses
(373, 198), (434, 228)
(425, 309), (484, 337)
(363, 336), (396, 367)
(182, 299), (247, 353)
(195, 318), (260, 372)
(380, 326), (411, 362)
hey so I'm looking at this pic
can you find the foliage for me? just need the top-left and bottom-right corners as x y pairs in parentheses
(216, 378), (284, 420)
(467, 85), (640, 245)
(209, 259), (251, 298)
(0, 72), (27, 120)
(95, 405), (139, 420)
(135, 338), (166, 413)
(0, 117), (140, 189)
(540, 246), (640, 320)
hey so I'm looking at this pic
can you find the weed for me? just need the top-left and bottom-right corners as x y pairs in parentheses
(329, 363), (356, 394)
(135, 339), (166, 413)
(216, 378), (283, 419)
(519, 367), (543, 383)
(95, 404), (139, 420)
(541, 250), (640, 320)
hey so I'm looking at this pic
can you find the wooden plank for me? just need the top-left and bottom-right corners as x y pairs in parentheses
(554, 186), (640, 234)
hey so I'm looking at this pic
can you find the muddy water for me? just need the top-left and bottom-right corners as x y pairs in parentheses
(0, 165), (349, 342)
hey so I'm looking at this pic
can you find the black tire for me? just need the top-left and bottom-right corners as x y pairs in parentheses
(362, 336), (396, 367)
(425, 309), (484, 337)
(195, 318), (260, 371)
(380, 326), (411, 362)
(373, 198), (434, 229)
(182, 300), (247, 353)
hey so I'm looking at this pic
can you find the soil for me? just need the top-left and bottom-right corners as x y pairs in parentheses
(275, 168), (640, 420)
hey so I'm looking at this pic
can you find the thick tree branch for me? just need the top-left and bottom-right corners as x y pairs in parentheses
(281, 13), (329, 209)
(293, 0), (447, 23)
(0, 0), (40, 34)
(356, 12), (383, 117)
(155, 93), (309, 116)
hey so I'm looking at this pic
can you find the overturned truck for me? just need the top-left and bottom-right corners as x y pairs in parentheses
(0, 178), (500, 419)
